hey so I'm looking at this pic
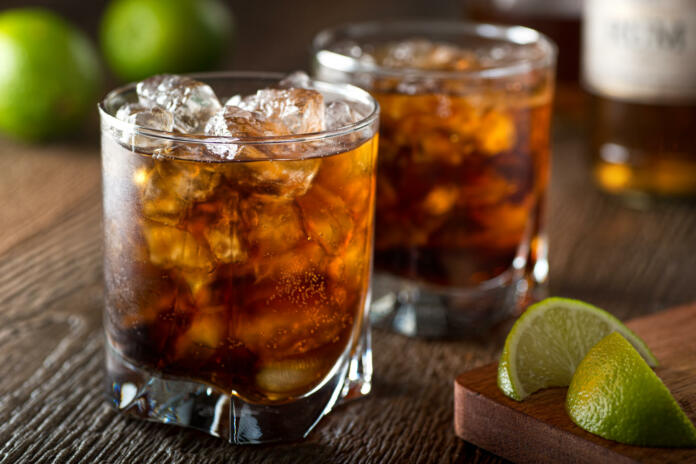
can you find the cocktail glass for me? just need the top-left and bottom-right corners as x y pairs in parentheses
(313, 21), (556, 337)
(99, 72), (379, 443)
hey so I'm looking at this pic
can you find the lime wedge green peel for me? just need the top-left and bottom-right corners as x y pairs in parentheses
(567, 332), (696, 447)
(497, 297), (657, 401)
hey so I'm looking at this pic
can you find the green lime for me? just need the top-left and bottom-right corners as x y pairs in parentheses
(567, 332), (696, 447)
(497, 297), (657, 401)
(100, 0), (234, 82)
(0, 8), (101, 141)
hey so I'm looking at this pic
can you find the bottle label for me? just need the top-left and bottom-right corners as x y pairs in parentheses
(583, 0), (696, 102)
(492, 0), (582, 18)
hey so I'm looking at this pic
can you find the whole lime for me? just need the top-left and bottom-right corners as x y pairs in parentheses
(0, 8), (101, 141)
(100, 0), (234, 82)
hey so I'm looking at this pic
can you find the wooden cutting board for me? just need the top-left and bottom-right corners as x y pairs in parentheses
(454, 303), (696, 464)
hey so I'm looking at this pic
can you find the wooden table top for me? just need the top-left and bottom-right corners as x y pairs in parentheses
(1, 90), (696, 464)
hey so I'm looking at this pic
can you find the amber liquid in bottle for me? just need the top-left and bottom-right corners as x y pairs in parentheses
(590, 97), (696, 198)
(584, 0), (696, 199)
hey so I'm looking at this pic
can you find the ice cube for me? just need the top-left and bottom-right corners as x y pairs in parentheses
(312, 138), (375, 221)
(327, 237), (368, 293)
(172, 310), (228, 362)
(278, 71), (313, 89)
(114, 103), (174, 150)
(421, 185), (459, 216)
(203, 78), (325, 159)
(231, 88), (325, 135)
(379, 39), (475, 71)
(247, 198), (306, 256)
(251, 238), (326, 282)
(223, 94), (243, 107)
(324, 100), (364, 130)
(204, 200), (248, 264)
(206, 224), (247, 264)
(180, 268), (216, 304)
(207, 105), (291, 138)
(116, 103), (174, 130)
(476, 110), (516, 155)
(142, 222), (215, 270)
(296, 184), (353, 254)
(255, 356), (328, 395)
(245, 159), (320, 199)
(204, 105), (291, 159)
(202, 82), (325, 194)
(137, 75), (222, 133)
(209, 135), (320, 199)
(179, 311), (227, 349)
(140, 160), (221, 225)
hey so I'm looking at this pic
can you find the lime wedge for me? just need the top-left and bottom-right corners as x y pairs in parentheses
(497, 297), (657, 401)
(567, 332), (696, 447)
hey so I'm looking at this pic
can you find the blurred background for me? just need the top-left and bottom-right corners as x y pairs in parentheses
(0, 0), (696, 313)
(1, 0), (463, 75)
(1, 0), (695, 316)
(0, 0), (586, 143)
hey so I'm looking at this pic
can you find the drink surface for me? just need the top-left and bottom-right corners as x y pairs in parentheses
(101, 74), (377, 404)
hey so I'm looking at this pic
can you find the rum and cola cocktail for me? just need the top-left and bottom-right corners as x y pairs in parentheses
(99, 73), (379, 443)
(314, 22), (555, 336)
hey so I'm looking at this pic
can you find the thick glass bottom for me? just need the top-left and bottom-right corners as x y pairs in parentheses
(105, 325), (372, 444)
(370, 263), (547, 338)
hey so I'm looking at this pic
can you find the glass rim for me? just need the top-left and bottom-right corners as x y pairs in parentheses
(98, 71), (380, 146)
(312, 20), (557, 80)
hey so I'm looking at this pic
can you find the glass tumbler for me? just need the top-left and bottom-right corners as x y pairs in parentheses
(313, 21), (556, 337)
(99, 72), (379, 443)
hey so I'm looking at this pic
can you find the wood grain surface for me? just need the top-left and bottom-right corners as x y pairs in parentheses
(454, 303), (696, 464)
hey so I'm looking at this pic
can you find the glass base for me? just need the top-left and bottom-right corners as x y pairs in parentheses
(370, 268), (547, 338)
(105, 330), (371, 444)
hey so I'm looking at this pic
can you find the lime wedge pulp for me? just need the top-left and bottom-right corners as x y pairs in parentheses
(497, 297), (657, 401)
